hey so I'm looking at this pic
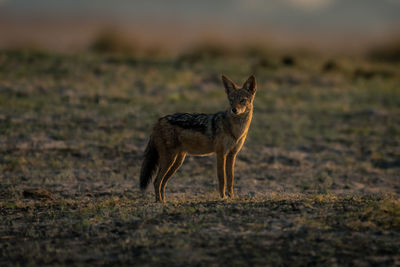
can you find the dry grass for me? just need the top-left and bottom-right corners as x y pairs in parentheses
(0, 49), (399, 265)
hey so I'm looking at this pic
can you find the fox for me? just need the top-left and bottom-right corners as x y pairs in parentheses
(139, 75), (257, 202)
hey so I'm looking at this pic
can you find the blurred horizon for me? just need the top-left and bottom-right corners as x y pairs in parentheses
(0, 0), (399, 54)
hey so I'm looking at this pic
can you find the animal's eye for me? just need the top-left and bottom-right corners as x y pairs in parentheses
(240, 99), (247, 104)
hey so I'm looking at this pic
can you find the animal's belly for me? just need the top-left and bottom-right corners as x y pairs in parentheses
(178, 131), (214, 156)
(183, 142), (214, 156)
(187, 150), (214, 156)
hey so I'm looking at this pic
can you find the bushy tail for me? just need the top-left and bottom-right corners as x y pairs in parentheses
(140, 138), (159, 191)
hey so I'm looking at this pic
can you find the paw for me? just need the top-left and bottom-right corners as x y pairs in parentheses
(155, 198), (164, 203)
(219, 194), (228, 200)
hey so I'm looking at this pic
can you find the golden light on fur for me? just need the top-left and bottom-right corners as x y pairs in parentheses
(140, 75), (257, 202)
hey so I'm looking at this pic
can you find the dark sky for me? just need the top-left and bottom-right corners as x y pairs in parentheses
(2, 0), (399, 31)
(1, 0), (399, 51)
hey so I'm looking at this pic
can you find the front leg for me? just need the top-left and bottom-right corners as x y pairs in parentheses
(226, 151), (237, 198)
(226, 138), (245, 198)
(216, 151), (227, 199)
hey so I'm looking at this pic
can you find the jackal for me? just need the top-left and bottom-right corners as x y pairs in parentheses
(140, 75), (257, 202)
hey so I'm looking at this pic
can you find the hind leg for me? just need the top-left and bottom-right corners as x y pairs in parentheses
(153, 153), (177, 202)
(160, 153), (186, 202)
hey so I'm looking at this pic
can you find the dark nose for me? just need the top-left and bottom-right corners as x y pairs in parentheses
(232, 108), (237, 114)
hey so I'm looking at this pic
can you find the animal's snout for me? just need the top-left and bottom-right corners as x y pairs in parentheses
(232, 108), (237, 114)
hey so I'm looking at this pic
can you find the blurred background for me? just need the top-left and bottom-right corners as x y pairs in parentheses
(1, 3), (400, 264)
(1, 0), (399, 55)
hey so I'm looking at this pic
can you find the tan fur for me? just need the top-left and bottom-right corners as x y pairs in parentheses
(140, 75), (257, 202)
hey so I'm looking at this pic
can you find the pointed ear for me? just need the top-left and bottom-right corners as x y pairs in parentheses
(222, 75), (237, 94)
(243, 75), (257, 95)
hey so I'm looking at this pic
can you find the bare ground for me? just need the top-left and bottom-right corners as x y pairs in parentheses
(0, 50), (399, 266)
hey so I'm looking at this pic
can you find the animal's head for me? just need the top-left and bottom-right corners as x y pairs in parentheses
(222, 75), (257, 115)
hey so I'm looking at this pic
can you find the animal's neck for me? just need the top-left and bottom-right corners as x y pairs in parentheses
(226, 107), (253, 140)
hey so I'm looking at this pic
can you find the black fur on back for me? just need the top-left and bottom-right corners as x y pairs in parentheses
(164, 113), (210, 133)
